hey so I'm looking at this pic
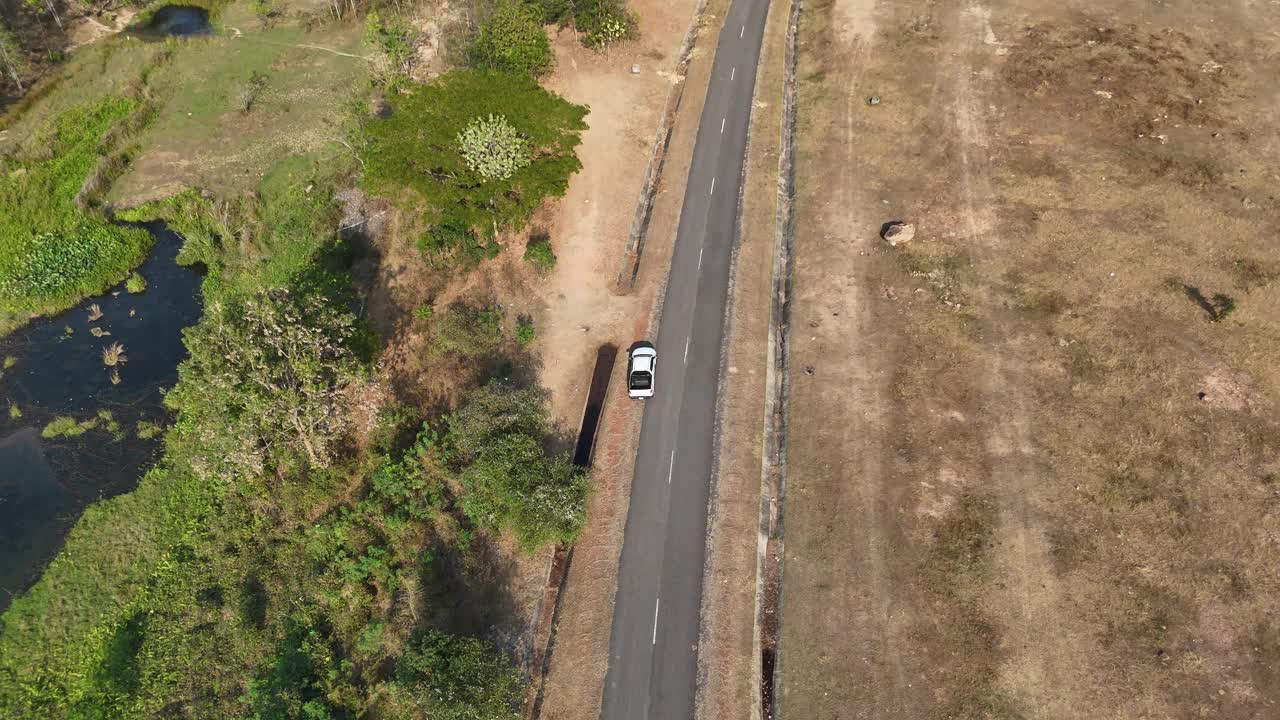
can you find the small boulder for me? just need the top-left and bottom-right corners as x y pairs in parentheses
(881, 221), (915, 246)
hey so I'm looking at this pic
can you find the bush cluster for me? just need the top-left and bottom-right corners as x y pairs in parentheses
(467, 0), (555, 77)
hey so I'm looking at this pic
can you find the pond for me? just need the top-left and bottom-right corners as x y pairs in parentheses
(148, 6), (213, 36)
(0, 223), (203, 610)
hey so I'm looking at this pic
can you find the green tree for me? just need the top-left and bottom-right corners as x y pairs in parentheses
(460, 434), (587, 548)
(457, 114), (530, 182)
(447, 381), (549, 463)
(396, 631), (523, 720)
(361, 70), (587, 245)
(466, 0), (554, 77)
(167, 288), (362, 480)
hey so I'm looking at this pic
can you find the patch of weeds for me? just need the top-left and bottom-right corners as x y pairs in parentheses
(8, 402), (20, 420)
(135, 420), (164, 440)
(414, 304), (433, 321)
(42, 415), (96, 439)
(515, 315), (536, 348)
(523, 233), (556, 273)
(3, 356), (15, 369)
(98, 409), (124, 441)
(125, 272), (148, 294)
(430, 304), (503, 357)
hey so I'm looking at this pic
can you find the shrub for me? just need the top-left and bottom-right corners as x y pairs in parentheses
(429, 304), (503, 357)
(447, 381), (549, 463)
(365, 11), (417, 89)
(9, 402), (22, 419)
(515, 316), (536, 347)
(578, 1), (638, 53)
(466, 0), (554, 77)
(523, 235), (556, 272)
(448, 381), (589, 548)
(396, 630), (523, 720)
(459, 434), (587, 548)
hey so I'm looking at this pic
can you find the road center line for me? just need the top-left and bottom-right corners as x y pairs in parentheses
(683, 337), (690, 364)
(668, 451), (675, 484)
(720, 117), (726, 133)
(730, 66), (736, 81)
(710, 177), (716, 195)
(652, 598), (661, 644)
(740, 24), (745, 38)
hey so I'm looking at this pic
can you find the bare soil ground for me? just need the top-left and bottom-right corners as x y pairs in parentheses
(779, 0), (1280, 718)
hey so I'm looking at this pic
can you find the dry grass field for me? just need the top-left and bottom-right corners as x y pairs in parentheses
(778, 0), (1280, 717)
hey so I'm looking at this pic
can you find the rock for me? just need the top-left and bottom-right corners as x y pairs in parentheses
(867, 95), (881, 106)
(881, 221), (916, 246)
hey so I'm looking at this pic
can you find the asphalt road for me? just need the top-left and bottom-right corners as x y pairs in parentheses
(600, 2), (771, 718)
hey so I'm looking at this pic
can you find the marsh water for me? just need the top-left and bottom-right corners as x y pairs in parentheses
(149, 6), (213, 36)
(0, 223), (202, 610)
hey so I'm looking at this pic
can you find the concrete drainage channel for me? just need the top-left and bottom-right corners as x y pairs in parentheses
(756, 0), (802, 718)
(525, 344), (619, 720)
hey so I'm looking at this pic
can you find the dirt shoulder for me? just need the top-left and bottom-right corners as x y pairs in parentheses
(780, 0), (1280, 717)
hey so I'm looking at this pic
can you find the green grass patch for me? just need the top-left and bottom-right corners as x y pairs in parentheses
(0, 98), (154, 335)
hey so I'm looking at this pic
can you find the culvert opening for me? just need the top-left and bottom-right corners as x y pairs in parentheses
(573, 344), (618, 467)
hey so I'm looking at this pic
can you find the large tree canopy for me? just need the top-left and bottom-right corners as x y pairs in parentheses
(360, 69), (588, 251)
(166, 287), (363, 481)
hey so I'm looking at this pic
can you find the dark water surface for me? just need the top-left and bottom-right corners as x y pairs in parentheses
(0, 223), (202, 609)
(149, 6), (213, 36)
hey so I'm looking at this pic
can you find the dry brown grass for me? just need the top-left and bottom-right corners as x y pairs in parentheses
(778, 0), (1280, 717)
